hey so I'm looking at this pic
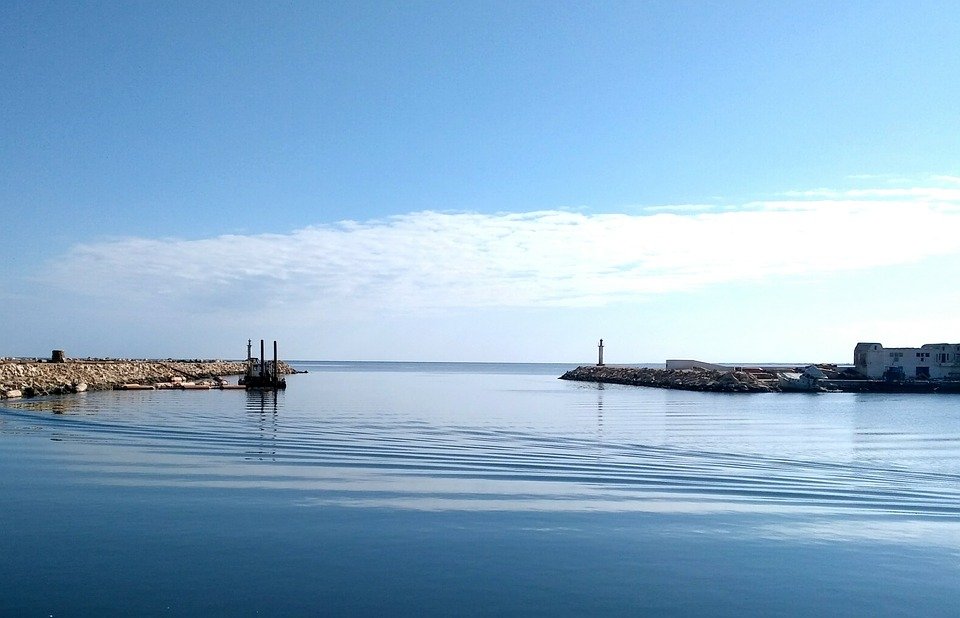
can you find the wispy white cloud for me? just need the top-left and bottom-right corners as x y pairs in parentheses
(641, 204), (718, 214)
(929, 175), (960, 185)
(781, 186), (960, 202)
(42, 181), (960, 317)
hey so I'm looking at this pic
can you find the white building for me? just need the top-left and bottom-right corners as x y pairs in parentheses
(854, 342), (960, 380)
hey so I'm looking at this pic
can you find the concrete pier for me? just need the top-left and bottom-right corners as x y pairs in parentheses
(560, 365), (960, 394)
(0, 358), (299, 398)
(561, 365), (774, 393)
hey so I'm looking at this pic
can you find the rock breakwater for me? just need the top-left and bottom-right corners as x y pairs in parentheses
(0, 359), (299, 398)
(560, 365), (775, 393)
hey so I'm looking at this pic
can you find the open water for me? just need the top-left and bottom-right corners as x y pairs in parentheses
(3, 361), (960, 616)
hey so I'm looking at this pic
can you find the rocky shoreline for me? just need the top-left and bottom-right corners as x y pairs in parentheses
(560, 365), (960, 394)
(560, 365), (776, 393)
(0, 359), (300, 399)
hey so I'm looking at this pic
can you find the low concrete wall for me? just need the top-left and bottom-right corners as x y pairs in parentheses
(665, 359), (732, 371)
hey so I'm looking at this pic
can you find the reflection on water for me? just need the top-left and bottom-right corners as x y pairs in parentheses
(3, 361), (960, 615)
(245, 390), (279, 461)
(9, 393), (85, 415)
(758, 518), (960, 546)
(4, 364), (960, 519)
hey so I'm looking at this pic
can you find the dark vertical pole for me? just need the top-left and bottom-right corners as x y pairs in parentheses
(260, 339), (265, 377)
(273, 340), (278, 385)
(247, 339), (252, 360)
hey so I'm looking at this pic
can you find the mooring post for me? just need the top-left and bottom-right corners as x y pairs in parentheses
(260, 339), (265, 378)
(273, 340), (278, 384)
(598, 339), (604, 366)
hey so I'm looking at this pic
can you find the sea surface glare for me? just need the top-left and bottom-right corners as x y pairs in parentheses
(3, 361), (960, 615)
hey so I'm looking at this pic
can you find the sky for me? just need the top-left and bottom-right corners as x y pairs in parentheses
(2, 0), (960, 363)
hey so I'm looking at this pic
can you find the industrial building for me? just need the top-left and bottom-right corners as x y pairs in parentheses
(854, 342), (960, 380)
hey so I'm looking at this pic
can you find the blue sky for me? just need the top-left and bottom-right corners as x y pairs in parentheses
(3, 1), (960, 362)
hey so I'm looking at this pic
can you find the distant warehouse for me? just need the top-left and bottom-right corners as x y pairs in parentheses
(855, 342), (960, 380)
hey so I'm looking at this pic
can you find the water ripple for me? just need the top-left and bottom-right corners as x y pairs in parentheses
(4, 408), (959, 518)
(5, 371), (960, 520)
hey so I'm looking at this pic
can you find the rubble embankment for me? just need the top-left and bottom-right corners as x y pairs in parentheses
(560, 365), (776, 393)
(0, 359), (299, 399)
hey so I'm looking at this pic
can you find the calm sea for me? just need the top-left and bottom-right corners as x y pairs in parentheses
(3, 361), (960, 616)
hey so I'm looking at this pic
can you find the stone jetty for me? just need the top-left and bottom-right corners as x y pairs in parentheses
(0, 359), (298, 399)
(560, 365), (776, 393)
